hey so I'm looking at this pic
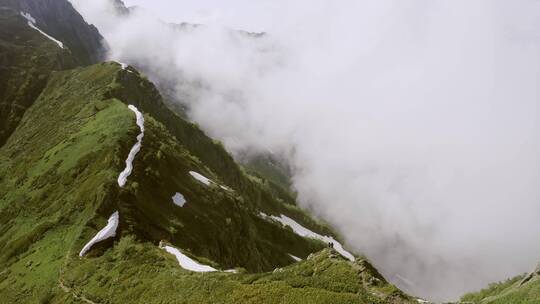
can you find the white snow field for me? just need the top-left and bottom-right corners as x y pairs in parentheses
(117, 105), (145, 187)
(260, 213), (355, 261)
(20, 12), (64, 48)
(172, 192), (186, 207)
(79, 211), (119, 256)
(288, 254), (302, 262)
(189, 171), (212, 186)
(161, 245), (217, 272)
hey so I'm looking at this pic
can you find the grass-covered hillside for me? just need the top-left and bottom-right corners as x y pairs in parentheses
(460, 265), (540, 304)
(1, 0), (105, 65)
(0, 0), (104, 145)
(0, 6), (76, 145)
(0, 53), (413, 304)
(0, 1), (418, 302)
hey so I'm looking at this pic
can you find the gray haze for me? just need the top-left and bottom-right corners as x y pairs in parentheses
(71, 0), (540, 301)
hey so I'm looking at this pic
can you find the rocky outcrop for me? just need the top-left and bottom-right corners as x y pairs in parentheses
(519, 263), (540, 286)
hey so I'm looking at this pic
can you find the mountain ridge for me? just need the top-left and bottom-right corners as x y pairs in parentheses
(0, 2), (415, 299)
(1, 0), (538, 303)
(0, 0), (106, 146)
(0, 58), (414, 303)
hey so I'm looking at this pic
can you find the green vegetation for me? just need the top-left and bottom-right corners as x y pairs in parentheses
(0, 53), (412, 302)
(3, 0), (105, 65)
(0, 61), (135, 302)
(0, 6), (76, 145)
(2, 1), (540, 303)
(461, 274), (525, 303)
(56, 244), (411, 304)
(460, 272), (540, 304)
(242, 153), (293, 192)
(1, 2), (539, 303)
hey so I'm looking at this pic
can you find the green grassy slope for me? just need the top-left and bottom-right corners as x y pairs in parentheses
(461, 266), (540, 304)
(241, 153), (292, 191)
(1, 0), (105, 65)
(0, 61), (413, 303)
(106, 63), (341, 239)
(0, 2), (417, 301)
(0, 6), (76, 145)
(0, 94), (130, 303)
(52, 247), (411, 304)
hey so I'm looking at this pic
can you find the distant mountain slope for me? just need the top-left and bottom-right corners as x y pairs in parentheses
(0, 0), (105, 146)
(461, 264), (540, 303)
(242, 152), (293, 191)
(1, 0), (105, 65)
(0, 6), (76, 145)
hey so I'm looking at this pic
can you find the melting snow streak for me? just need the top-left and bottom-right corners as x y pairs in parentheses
(79, 211), (119, 256)
(80, 106), (143, 257)
(117, 105), (144, 187)
(20, 12), (64, 48)
(189, 171), (212, 186)
(260, 213), (355, 261)
(289, 254), (302, 262)
(162, 245), (217, 272)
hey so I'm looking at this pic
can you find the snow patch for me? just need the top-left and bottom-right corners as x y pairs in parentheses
(117, 62), (135, 73)
(161, 245), (217, 272)
(79, 211), (119, 257)
(224, 269), (238, 273)
(259, 213), (355, 261)
(20, 12), (35, 23)
(117, 105), (144, 187)
(189, 171), (232, 191)
(172, 192), (186, 207)
(20, 12), (64, 48)
(189, 171), (212, 186)
(289, 254), (302, 262)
